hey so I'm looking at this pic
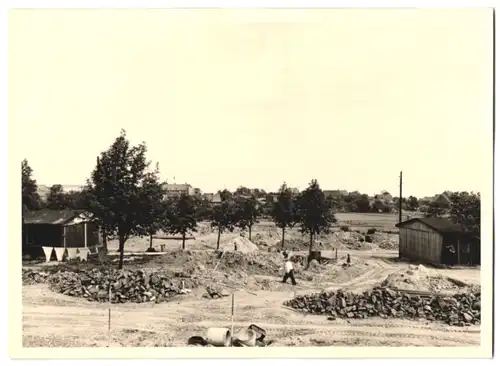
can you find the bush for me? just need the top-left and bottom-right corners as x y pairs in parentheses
(340, 226), (350, 232)
(365, 235), (373, 243)
(367, 228), (377, 235)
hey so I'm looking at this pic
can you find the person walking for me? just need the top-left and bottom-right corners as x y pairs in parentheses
(282, 253), (297, 286)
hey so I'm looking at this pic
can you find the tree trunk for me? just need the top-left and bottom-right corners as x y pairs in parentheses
(281, 227), (286, 249)
(101, 227), (108, 252)
(149, 234), (153, 249)
(118, 235), (125, 270)
(248, 225), (252, 241)
(309, 231), (314, 254)
(217, 227), (221, 250)
(182, 232), (186, 250)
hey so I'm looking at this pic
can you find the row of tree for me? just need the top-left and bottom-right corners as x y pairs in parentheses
(22, 130), (337, 269)
(22, 130), (480, 269)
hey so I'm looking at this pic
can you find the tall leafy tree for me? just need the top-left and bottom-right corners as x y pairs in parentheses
(84, 129), (164, 269)
(235, 195), (260, 241)
(354, 194), (371, 213)
(140, 168), (168, 251)
(449, 191), (481, 238)
(165, 194), (198, 250)
(425, 201), (447, 218)
(46, 184), (67, 210)
(295, 179), (337, 253)
(407, 196), (419, 211)
(270, 183), (296, 249)
(210, 199), (237, 250)
(21, 159), (42, 212)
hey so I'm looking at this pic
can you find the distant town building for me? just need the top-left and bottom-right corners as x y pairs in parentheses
(162, 183), (194, 197)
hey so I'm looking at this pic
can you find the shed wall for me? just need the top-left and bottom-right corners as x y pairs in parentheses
(399, 221), (443, 263)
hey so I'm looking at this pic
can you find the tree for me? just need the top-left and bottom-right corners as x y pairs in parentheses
(407, 196), (419, 211)
(140, 168), (168, 252)
(84, 129), (164, 269)
(295, 179), (337, 253)
(235, 195), (260, 241)
(425, 201), (447, 218)
(449, 191), (480, 238)
(354, 194), (371, 213)
(270, 183), (296, 249)
(46, 184), (67, 210)
(234, 186), (252, 197)
(210, 199), (237, 250)
(22, 159), (42, 212)
(165, 194), (198, 250)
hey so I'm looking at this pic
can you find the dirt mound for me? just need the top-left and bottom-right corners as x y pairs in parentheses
(284, 287), (481, 326)
(380, 266), (468, 293)
(371, 232), (399, 250)
(219, 236), (258, 253)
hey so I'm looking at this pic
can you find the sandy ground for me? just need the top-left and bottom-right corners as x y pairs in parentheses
(22, 249), (481, 348)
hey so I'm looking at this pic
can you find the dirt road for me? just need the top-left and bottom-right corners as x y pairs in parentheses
(22, 250), (481, 347)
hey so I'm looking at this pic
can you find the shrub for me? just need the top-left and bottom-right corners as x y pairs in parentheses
(340, 226), (350, 232)
(367, 228), (377, 235)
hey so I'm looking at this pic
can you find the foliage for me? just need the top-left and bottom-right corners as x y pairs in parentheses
(165, 193), (199, 250)
(210, 198), (237, 249)
(425, 201), (447, 218)
(21, 159), (42, 212)
(407, 196), (419, 211)
(84, 129), (164, 269)
(355, 194), (371, 213)
(340, 226), (350, 232)
(449, 191), (481, 237)
(367, 228), (377, 235)
(270, 183), (296, 248)
(294, 179), (337, 252)
(140, 165), (168, 249)
(234, 195), (260, 240)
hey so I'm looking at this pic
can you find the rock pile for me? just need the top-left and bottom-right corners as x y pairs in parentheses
(22, 268), (50, 285)
(26, 267), (198, 303)
(283, 287), (481, 326)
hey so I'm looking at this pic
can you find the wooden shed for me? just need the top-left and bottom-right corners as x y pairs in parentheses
(22, 209), (101, 259)
(395, 217), (480, 266)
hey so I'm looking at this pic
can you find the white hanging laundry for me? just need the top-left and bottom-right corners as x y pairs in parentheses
(54, 247), (66, 262)
(42, 246), (54, 263)
(66, 248), (78, 260)
(79, 248), (90, 262)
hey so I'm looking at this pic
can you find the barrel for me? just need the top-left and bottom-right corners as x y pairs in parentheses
(206, 327), (231, 347)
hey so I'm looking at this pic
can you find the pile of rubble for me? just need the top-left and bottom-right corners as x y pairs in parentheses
(283, 287), (481, 326)
(380, 266), (468, 294)
(25, 267), (197, 303)
(22, 268), (50, 285)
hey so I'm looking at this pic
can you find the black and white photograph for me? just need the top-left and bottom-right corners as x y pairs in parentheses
(7, 4), (493, 359)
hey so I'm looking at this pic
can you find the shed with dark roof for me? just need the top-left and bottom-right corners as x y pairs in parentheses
(395, 217), (480, 266)
(22, 209), (101, 259)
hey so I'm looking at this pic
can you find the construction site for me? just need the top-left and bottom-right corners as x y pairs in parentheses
(22, 216), (481, 348)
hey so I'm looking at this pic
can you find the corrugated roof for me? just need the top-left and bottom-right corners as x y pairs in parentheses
(396, 217), (462, 233)
(23, 209), (85, 225)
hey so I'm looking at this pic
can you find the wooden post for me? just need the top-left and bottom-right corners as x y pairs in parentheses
(230, 293), (235, 347)
(84, 222), (88, 248)
(108, 285), (111, 347)
(335, 248), (338, 260)
(399, 171), (403, 224)
(63, 226), (67, 248)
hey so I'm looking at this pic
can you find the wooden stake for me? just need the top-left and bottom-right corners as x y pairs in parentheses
(108, 285), (111, 347)
(230, 293), (235, 347)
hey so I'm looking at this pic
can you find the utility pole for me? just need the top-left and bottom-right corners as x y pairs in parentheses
(399, 171), (403, 223)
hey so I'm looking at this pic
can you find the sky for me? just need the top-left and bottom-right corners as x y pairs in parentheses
(9, 8), (493, 198)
